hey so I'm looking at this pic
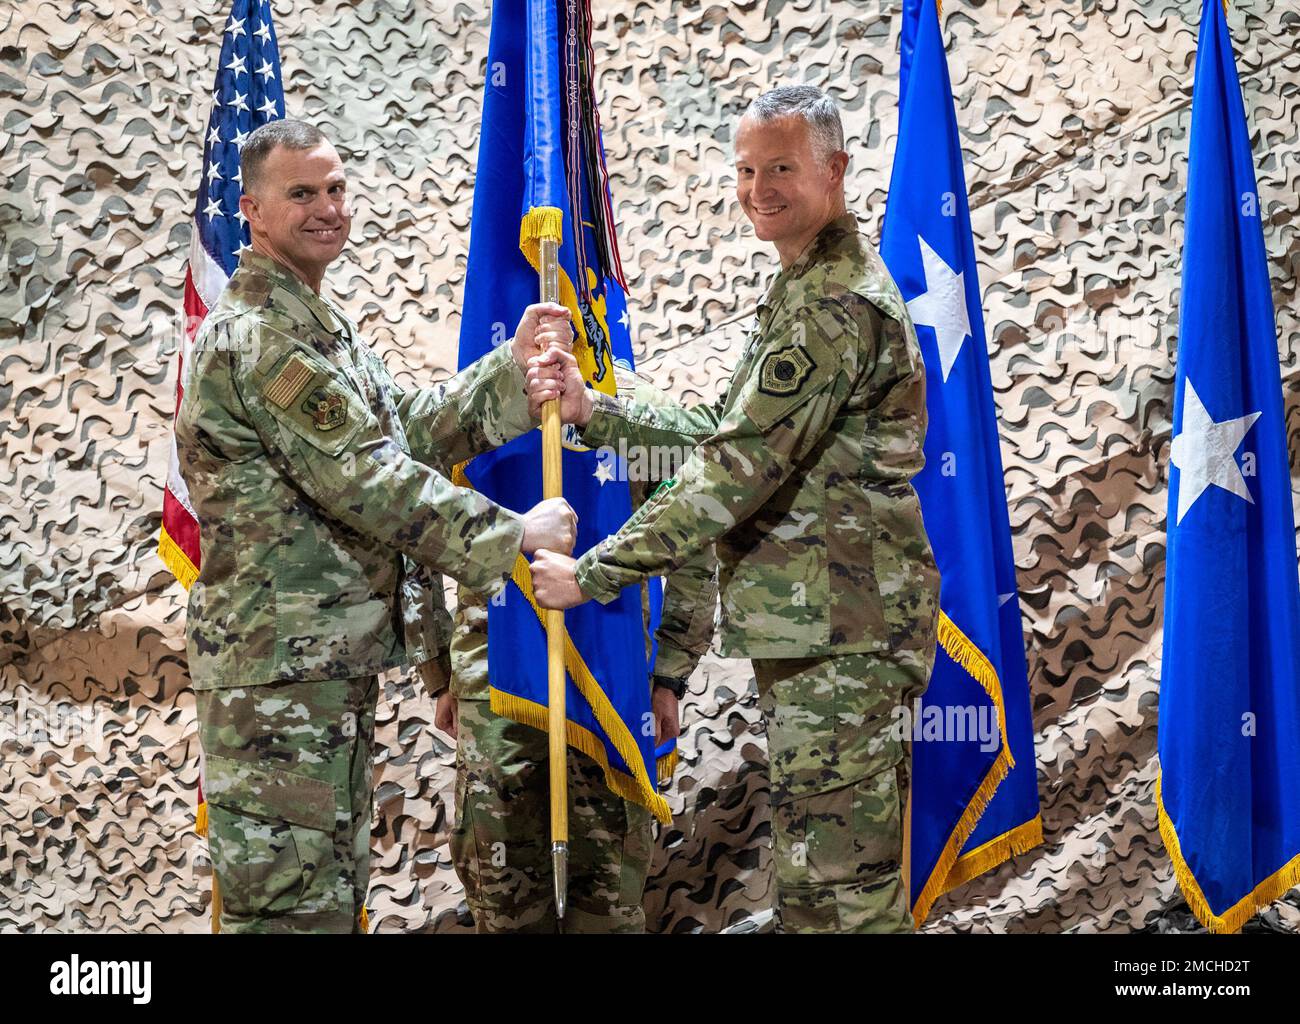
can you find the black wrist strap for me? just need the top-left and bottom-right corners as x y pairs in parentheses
(652, 674), (688, 699)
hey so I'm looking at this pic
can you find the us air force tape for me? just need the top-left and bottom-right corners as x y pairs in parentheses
(757, 344), (816, 396)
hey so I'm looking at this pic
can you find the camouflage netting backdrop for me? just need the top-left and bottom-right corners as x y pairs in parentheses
(2, 0), (1299, 933)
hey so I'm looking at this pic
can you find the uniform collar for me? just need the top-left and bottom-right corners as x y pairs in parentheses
(233, 249), (349, 336)
(758, 213), (861, 320)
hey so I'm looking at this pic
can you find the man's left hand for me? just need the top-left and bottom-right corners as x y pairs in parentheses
(652, 685), (680, 746)
(530, 549), (587, 609)
(434, 690), (459, 739)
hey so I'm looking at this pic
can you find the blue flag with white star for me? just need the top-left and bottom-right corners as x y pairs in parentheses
(1156, 0), (1300, 933)
(455, 0), (673, 822)
(880, 0), (1041, 926)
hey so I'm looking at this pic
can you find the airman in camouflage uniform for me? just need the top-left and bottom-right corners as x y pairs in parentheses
(448, 366), (718, 933)
(176, 121), (574, 933)
(528, 87), (939, 932)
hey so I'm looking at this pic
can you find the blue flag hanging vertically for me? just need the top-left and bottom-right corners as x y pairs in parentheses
(881, 0), (1042, 926)
(1156, 0), (1300, 933)
(456, 0), (672, 822)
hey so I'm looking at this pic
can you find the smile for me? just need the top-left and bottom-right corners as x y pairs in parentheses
(754, 205), (787, 216)
(305, 227), (342, 239)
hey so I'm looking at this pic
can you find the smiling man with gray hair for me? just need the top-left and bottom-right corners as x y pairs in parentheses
(527, 84), (939, 933)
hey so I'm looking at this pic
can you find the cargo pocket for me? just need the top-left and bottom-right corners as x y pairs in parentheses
(205, 753), (339, 919)
(774, 764), (904, 906)
(448, 771), (482, 900)
(619, 802), (654, 907)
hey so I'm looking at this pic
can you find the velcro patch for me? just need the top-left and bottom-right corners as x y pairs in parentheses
(264, 355), (314, 409)
(300, 386), (348, 431)
(757, 345), (816, 397)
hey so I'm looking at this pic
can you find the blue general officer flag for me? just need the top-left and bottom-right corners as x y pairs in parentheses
(1157, 0), (1300, 933)
(456, 0), (672, 821)
(881, 0), (1041, 926)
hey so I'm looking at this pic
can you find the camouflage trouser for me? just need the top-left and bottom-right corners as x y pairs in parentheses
(450, 698), (654, 933)
(754, 648), (934, 934)
(196, 676), (378, 934)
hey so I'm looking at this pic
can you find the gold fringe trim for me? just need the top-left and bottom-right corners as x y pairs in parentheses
(157, 524), (199, 591)
(359, 906), (369, 934)
(941, 815), (1044, 895)
(1156, 773), (1300, 934)
(491, 689), (674, 823)
(658, 748), (679, 786)
(936, 611), (1012, 766)
(519, 205), (564, 264)
(506, 553), (673, 823)
(195, 800), (208, 839)
(911, 610), (1017, 928)
(211, 873), (222, 935)
(515, 207), (616, 397)
(454, 459), (672, 822)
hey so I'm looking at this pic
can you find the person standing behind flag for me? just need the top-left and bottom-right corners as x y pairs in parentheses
(527, 86), (940, 933)
(176, 119), (576, 934)
(442, 364), (718, 934)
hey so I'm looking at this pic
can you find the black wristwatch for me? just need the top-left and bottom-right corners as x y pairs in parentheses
(652, 674), (688, 700)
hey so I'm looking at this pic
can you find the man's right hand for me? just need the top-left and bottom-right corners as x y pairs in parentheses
(527, 347), (593, 428)
(520, 496), (578, 556)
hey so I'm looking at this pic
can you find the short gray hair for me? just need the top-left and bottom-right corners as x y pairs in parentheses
(240, 119), (328, 193)
(743, 85), (845, 161)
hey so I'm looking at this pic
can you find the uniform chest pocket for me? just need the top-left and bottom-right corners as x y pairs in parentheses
(257, 349), (369, 457)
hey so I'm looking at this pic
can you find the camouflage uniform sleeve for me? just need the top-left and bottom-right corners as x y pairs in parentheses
(574, 298), (859, 602)
(371, 344), (536, 474)
(235, 320), (524, 594)
(448, 584), (490, 701)
(652, 549), (718, 680)
(578, 382), (726, 452)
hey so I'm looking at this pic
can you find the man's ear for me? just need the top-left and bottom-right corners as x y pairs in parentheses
(239, 192), (259, 231)
(829, 150), (849, 185)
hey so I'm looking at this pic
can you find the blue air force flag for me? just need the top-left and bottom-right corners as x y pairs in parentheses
(1156, 0), (1300, 933)
(455, 0), (672, 821)
(881, 0), (1042, 926)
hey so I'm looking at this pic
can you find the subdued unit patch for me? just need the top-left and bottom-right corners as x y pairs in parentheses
(757, 345), (816, 397)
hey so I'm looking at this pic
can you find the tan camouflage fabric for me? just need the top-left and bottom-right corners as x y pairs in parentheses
(448, 363), (717, 931)
(758, 648), (933, 933)
(177, 250), (533, 691)
(4, 0), (1300, 935)
(198, 675), (377, 934)
(575, 215), (940, 660)
(451, 692), (653, 933)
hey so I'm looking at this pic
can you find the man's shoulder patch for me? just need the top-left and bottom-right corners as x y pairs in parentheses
(264, 354), (314, 409)
(758, 344), (817, 397)
(300, 385), (348, 432)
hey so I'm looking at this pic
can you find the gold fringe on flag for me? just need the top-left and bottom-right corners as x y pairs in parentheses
(519, 205), (564, 265)
(942, 815), (1044, 894)
(1156, 773), (1300, 933)
(359, 906), (369, 934)
(453, 462), (674, 823)
(910, 610), (1030, 927)
(157, 524), (199, 590)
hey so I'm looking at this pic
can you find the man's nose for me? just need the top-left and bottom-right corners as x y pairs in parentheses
(751, 171), (775, 197)
(311, 192), (343, 222)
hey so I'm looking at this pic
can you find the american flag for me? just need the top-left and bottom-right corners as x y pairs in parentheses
(158, 0), (284, 588)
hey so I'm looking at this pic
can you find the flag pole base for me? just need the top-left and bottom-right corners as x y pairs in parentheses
(552, 841), (568, 923)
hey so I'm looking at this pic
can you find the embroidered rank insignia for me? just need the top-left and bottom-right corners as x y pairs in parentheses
(757, 345), (816, 396)
(264, 355), (314, 409)
(301, 386), (348, 431)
